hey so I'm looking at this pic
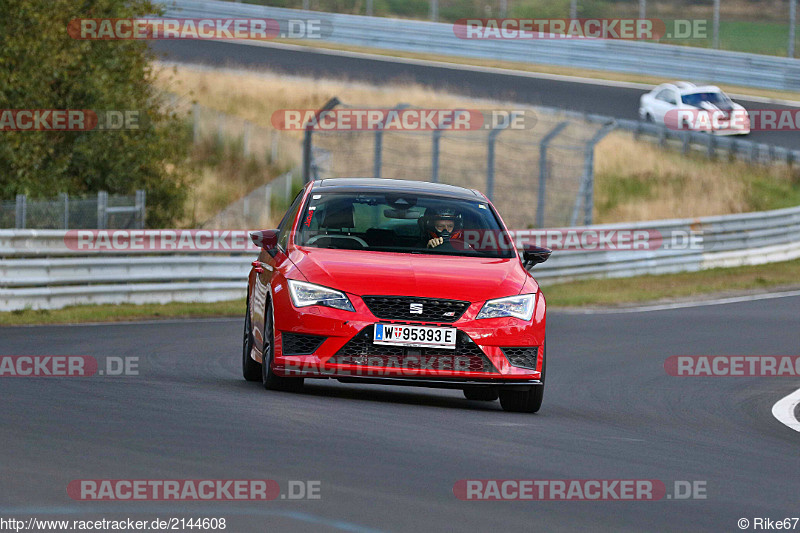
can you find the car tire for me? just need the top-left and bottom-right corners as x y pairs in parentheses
(499, 340), (546, 413)
(242, 295), (261, 382)
(463, 387), (499, 401)
(645, 112), (654, 123)
(262, 298), (304, 392)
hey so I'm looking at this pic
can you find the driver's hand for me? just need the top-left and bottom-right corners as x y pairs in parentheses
(427, 237), (444, 248)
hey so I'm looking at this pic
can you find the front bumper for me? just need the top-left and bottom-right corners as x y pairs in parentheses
(270, 286), (546, 385)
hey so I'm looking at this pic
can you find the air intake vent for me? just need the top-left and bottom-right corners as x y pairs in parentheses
(501, 346), (538, 370)
(282, 333), (326, 355)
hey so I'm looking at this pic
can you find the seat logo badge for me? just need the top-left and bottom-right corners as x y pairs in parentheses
(410, 303), (423, 314)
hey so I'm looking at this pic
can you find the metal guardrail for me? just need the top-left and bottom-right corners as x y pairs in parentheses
(1, 204), (799, 311)
(570, 111), (800, 165)
(163, 0), (800, 93)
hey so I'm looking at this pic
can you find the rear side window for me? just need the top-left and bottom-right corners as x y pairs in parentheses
(277, 190), (305, 251)
(655, 89), (676, 105)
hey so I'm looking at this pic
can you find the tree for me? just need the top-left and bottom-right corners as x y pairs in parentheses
(0, 0), (189, 226)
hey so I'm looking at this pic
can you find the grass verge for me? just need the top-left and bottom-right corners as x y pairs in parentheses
(541, 258), (800, 307)
(2, 259), (799, 325)
(0, 300), (244, 327)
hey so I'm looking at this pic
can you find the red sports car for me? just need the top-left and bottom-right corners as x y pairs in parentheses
(242, 178), (551, 412)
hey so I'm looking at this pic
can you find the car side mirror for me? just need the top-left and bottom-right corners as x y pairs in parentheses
(522, 244), (552, 269)
(250, 229), (280, 256)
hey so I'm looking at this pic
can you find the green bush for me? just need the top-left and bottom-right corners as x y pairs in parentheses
(0, 0), (190, 227)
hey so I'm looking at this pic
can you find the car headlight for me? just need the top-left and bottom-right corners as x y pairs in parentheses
(476, 293), (535, 321)
(287, 280), (355, 312)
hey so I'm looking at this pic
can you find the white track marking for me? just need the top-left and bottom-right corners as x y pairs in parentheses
(554, 289), (800, 314)
(205, 39), (800, 107)
(772, 388), (800, 432)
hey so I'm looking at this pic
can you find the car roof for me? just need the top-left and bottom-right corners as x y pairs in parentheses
(658, 81), (724, 95)
(311, 178), (485, 201)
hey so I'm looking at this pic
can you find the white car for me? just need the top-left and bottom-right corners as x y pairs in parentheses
(639, 81), (750, 135)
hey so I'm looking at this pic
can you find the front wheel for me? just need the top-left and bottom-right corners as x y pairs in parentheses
(262, 299), (304, 392)
(499, 340), (546, 413)
(242, 296), (261, 382)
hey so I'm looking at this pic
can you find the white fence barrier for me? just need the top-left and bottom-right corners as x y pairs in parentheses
(163, 0), (800, 92)
(1, 204), (799, 311)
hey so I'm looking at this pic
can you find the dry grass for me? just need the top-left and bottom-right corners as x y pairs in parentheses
(595, 132), (800, 222)
(154, 63), (800, 227)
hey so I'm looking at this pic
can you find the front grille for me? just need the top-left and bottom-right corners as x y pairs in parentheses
(501, 346), (538, 370)
(282, 333), (326, 355)
(362, 296), (470, 323)
(332, 326), (496, 373)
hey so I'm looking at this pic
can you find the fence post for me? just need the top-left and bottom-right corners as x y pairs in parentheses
(243, 121), (251, 158)
(729, 138), (738, 161)
(192, 103), (199, 145)
(97, 191), (108, 230)
(537, 121), (569, 228)
(15, 194), (26, 229)
(374, 103), (410, 180)
(486, 117), (514, 201)
(60, 192), (69, 229)
(430, 110), (468, 183)
(271, 130), (279, 163)
(682, 131), (691, 155)
(658, 125), (667, 146)
(303, 97), (340, 183)
(264, 183), (272, 224)
(571, 122), (616, 226)
(431, 129), (441, 183)
(374, 128), (383, 179)
(706, 133), (716, 158)
(135, 190), (146, 229)
(216, 110), (225, 146)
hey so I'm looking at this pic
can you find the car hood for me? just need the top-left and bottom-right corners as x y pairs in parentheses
(289, 247), (530, 302)
(689, 100), (738, 112)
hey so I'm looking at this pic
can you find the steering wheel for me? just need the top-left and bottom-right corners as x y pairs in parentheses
(305, 234), (368, 248)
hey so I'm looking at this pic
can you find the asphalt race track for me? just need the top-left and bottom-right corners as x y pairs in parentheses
(2, 295), (799, 531)
(153, 40), (800, 151)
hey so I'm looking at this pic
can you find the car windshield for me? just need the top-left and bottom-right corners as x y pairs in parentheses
(681, 92), (731, 107)
(294, 192), (516, 258)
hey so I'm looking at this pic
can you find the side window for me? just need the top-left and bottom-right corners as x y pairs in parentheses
(655, 89), (670, 102)
(667, 91), (678, 105)
(277, 190), (305, 251)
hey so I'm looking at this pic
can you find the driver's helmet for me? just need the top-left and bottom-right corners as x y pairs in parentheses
(423, 206), (463, 242)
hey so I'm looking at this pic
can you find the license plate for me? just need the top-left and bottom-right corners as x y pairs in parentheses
(373, 324), (456, 349)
